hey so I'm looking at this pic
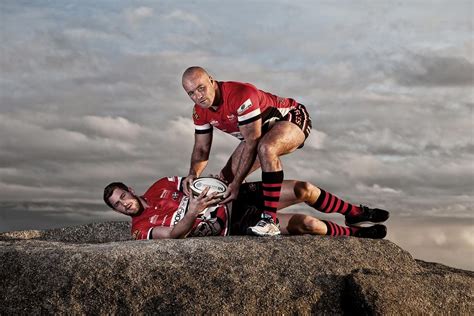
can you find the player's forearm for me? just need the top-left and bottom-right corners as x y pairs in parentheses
(169, 212), (199, 239)
(232, 140), (258, 185)
(189, 160), (208, 177)
(189, 147), (210, 177)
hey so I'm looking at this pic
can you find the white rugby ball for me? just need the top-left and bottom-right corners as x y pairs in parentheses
(190, 177), (228, 199)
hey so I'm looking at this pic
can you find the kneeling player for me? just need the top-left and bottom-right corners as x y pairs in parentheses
(103, 176), (389, 240)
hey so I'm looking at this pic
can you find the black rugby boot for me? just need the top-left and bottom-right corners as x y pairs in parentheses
(353, 224), (387, 239)
(345, 205), (389, 227)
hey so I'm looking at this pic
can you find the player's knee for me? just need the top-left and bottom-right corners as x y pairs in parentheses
(294, 181), (318, 202)
(301, 216), (324, 234)
(257, 141), (278, 159)
(288, 215), (325, 235)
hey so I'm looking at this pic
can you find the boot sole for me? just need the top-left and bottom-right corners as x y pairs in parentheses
(355, 224), (387, 239)
(345, 219), (388, 227)
(247, 227), (281, 237)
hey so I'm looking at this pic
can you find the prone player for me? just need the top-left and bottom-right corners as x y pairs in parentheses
(103, 176), (389, 240)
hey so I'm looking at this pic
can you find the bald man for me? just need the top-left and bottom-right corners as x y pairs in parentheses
(180, 67), (387, 237)
(181, 67), (313, 236)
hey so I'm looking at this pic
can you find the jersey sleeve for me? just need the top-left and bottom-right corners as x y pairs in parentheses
(193, 105), (213, 134)
(145, 176), (183, 194)
(131, 220), (154, 240)
(231, 85), (262, 126)
(164, 176), (183, 191)
(133, 176), (184, 240)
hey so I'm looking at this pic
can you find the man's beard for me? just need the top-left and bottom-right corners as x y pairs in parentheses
(130, 195), (146, 216)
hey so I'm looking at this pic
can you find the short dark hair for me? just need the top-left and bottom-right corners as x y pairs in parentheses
(103, 182), (129, 209)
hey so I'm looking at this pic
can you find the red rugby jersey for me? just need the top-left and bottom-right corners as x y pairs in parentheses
(131, 176), (229, 240)
(193, 81), (299, 140)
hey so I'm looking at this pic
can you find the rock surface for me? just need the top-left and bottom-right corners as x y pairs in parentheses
(0, 221), (472, 315)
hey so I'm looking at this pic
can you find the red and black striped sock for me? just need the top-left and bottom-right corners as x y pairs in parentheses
(311, 188), (362, 217)
(322, 220), (360, 236)
(261, 170), (284, 222)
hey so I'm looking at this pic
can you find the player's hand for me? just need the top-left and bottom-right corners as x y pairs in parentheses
(182, 175), (196, 196)
(209, 173), (228, 184)
(188, 187), (221, 215)
(218, 168), (234, 184)
(219, 182), (239, 205)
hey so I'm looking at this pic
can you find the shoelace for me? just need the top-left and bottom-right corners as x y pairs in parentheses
(355, 205), (371, 218)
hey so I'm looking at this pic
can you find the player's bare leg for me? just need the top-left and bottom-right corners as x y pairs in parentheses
(276, 181), (326, 235)
(276, 180), (388, 239)
(258, 121), (306, 171)
(248, 121), (305, 236)
(278, 180), (320, 209)
(277, 213), (327, 235)
(220, 141), (261, 183)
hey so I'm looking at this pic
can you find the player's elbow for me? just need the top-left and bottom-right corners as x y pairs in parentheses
(194, 146), (210, 160)
(167, 230), (188, 239)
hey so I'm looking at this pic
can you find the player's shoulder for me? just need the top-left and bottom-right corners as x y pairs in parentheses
(222, 81), (258, 95)
(193, 104), (205, 116)
(221, 81), (259, 110)
(155, 176), (182, 185)
(145, 176), (182, 193)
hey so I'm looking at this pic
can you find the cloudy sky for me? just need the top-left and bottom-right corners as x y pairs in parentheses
(1, 0), (473, 269)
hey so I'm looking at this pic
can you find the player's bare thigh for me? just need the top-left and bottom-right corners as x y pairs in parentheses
(223, 121), (307, 179)
(277, 180), (299, 209)
(258, 121), (306, 157)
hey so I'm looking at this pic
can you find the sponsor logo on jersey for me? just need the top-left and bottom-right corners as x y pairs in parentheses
(237, 99), (252, 114)
(171, 196), (189, 226)
(248, 183), (257, 192)
(160, 190), (170, 199)
(172, 192), (179, 200)
(226, 114), (236, 121)
(210, 120), (219, 126)
(150, 215), (159, 224)
(189, 219), (221, 237)
(193, 108), (199, 120)
(132, 229), (140, 240)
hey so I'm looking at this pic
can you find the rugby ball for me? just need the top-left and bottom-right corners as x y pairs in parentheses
(190, 177), (228, 199)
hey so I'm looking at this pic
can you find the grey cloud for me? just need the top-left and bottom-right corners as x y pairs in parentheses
(387, 54), (474, 87)
(124, 6), (154, 25)
(0, 201), (123, 232)
(388, 216), (474, 271)
(0, 114), (141, 165)
(0, 111), (236, 201)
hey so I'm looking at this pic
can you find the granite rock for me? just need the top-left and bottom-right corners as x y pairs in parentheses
(0, 221), (472, 315)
